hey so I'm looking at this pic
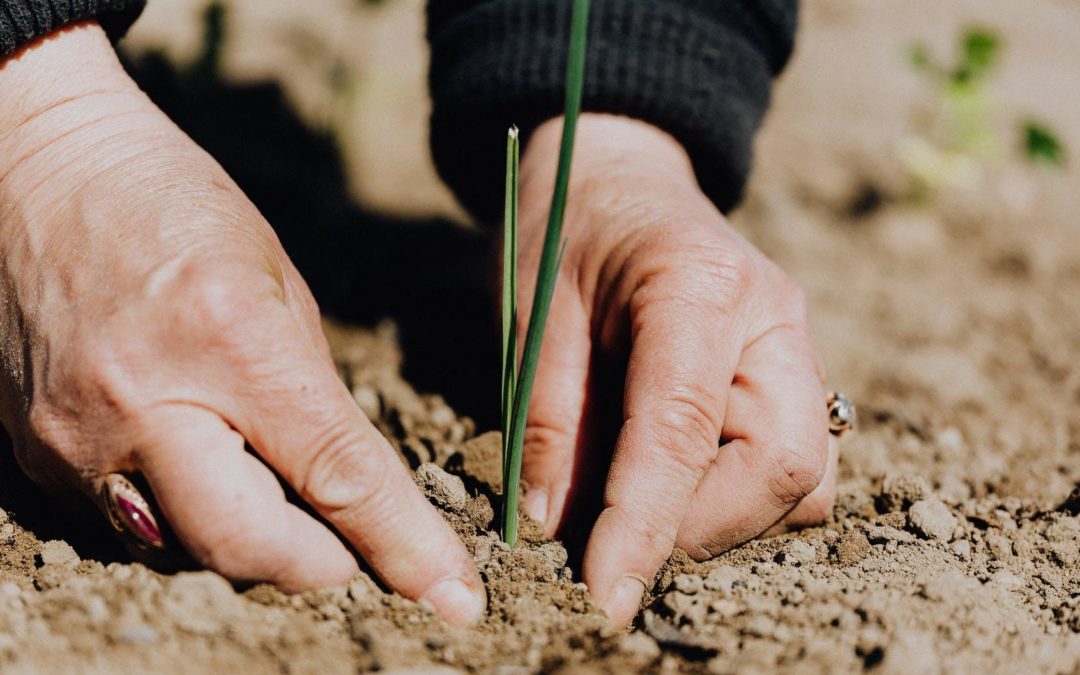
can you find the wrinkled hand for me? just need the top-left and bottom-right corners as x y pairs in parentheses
(0, 23), (484, 624)
(516, 115), (839, 628)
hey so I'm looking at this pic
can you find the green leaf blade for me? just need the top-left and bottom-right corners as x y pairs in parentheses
(501, 125), (521, 508)
(501, 0), (591, 548)
(1021, 120), (1066, 169)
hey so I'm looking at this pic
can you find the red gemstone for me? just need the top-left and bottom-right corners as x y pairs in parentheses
(116, 494), (163, 547)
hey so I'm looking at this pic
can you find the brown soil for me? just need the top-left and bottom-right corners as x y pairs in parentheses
(2, 0), (1080, 673)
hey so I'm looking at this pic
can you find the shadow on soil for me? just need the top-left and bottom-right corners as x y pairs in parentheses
(124, 48), (501, 427)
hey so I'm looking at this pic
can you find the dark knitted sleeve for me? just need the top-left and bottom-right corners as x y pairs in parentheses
(1, 0), (146, 58)
(427, 0), (797, 222)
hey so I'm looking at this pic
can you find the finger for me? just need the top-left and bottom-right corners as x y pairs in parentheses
(763, 435), (839, 537)
(520, 286), (592, 535)
(228, 308), (486, 626)
(583, 286), (741, 629)
(675, 323), (830, 558)
(135, 405), (360, 588)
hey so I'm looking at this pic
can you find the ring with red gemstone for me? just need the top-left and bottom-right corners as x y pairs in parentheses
(101, 473), (166, 550)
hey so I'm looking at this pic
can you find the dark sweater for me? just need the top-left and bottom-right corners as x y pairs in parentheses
(428, 0), (798, 221)
(0, 0), (144, 56)
(1, 0), (797, 220)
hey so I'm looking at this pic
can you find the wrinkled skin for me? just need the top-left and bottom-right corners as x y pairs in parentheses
(516, 116), (837, 628)
(0, 22), (835, 631)
(0, 23), (484, 625)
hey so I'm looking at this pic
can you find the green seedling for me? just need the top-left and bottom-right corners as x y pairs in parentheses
(902, 27), (1066, 197)
(1022, 120), (1066, 169)
(500, 0), (590, 547)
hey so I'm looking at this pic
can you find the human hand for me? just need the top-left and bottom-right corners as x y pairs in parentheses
(0, 22), (484, 625)
(514, 114), (838, 629)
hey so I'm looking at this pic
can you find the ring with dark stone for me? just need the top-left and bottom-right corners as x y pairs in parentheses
(101, 473), (166, 550)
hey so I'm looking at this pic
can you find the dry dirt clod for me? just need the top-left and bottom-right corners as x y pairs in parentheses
(162, 572), (245, 636)
(673, 574), (704, 594)
(618, 632), (661, 661)
(878, 473), (933, 512)
(777, 540), (820, 566)
(415, 463), (469, 512)
(702, 566), (741, 595)
(989, 571), (1025, 591)
(908, 499), (958, 542)
(39, 540), (79, 568)
(835, 532), (872, 566)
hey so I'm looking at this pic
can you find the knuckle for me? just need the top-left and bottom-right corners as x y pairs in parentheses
(647, 397), (721, 477)
(680, 535), (725, 563)
(611, 504), (671, 558)
(765, 438), (829, 507)
(522, 419), (574, 464)
(169, 262), (281, 344)
(702, 245), (754, 301)
(299, 425), (384, 515)
(629, 243), (755, 317)
(674, 522), (717, 562)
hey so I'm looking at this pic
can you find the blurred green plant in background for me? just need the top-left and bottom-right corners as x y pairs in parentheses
(901, 27), (1066, 199)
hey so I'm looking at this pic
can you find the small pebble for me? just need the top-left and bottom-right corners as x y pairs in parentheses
(619, 632), (661, 661)
(703, 566), (740, 594)
(879, 473), (932, 511)
(414, 463), (468, 511)
(117, 624), (158, 645)
(835, 532), (871, 566)
(40, 540), (80, 567)
(909, 499), (958, 542)
(428, 403), (457, 430)
(778, 540), (819, 566)
(989, 570), (1025, 591)
(709, 598), (740, 619)
(673, 574), (703, 594)
(84, 596), (110, 625)
(351, 386), (382, 420)
(986, 533), (1013, 560)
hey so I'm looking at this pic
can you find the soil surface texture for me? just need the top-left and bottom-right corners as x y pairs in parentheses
(2, 0), (1080, 673)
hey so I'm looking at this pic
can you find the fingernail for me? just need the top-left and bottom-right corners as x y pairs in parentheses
(421, 577), (486, 626)
(523, 487), (549, 524)
(605, 576), (646, 630)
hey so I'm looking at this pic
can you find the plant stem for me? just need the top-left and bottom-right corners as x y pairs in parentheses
(501, 127), (520, 486)
(501, 0), (590, 547)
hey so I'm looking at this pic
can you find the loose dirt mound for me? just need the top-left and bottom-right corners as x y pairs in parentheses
(0, 320), (1077, 673)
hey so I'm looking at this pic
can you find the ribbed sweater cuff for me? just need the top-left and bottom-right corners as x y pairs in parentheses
(1, 0), (146, 58)
(429, 0), (782, 222)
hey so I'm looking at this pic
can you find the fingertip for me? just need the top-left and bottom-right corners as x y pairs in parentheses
(601, 575), (646, 630)
(421, 575), (488, 627)
(523, 486), (549, 525)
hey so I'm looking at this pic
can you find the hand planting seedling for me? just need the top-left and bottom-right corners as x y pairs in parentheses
(901, 26), (1066, 197)
(500, 0), (590, 547)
